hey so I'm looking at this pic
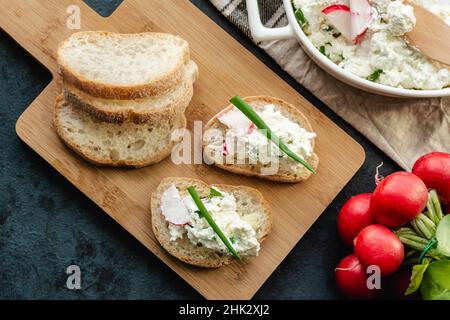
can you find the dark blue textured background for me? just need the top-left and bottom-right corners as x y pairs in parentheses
(0, 0), (400, 299)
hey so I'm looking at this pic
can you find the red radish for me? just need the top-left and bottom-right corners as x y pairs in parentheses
(335, 254), (378, 299)
(160, 184), (191, 226)
(337, 193), (375, 246)
(322, 4), (352, 41)
(388, 268), (411, 299)
(371, 172), (428, 227)
(387, 267), (419, 300)
(354, 225), (404, 276)
(350, 0), (373, 43)
(412, 152), (450, 203)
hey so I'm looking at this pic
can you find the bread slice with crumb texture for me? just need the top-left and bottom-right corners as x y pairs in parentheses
(63, 60), (198, 124)
(203, 96), (319, 183)
(54, 95), (185, 168)
(151, 177), (272, 268)
(57, 31), (190, 100)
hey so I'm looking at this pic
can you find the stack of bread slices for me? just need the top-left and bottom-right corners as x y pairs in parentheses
(54, 31), (198, 167)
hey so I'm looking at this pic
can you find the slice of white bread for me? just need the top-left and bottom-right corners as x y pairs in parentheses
(203, 96), (319, 183)
(54, 96), (185, 167)
(57, 31), (190, 100)
(151, 177), (272, 268)
(63, 60), (199, 124)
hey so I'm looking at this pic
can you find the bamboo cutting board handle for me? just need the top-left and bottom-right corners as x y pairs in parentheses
(0, 0), (108, 75)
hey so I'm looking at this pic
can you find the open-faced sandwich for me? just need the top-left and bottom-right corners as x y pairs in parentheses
(151, 177), (272, 268)
(203, 96), (319, 183)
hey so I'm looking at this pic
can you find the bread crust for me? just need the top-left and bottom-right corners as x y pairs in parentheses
(63, 60), (197, 124)
(53, 95), (186, 168)
(57, 31), (190, 100)
(63, 80), (193, 124)
(151, 177), (273, 268)
(203, 96), (319, 183)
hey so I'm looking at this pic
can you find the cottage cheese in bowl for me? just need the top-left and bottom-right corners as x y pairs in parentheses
(292, 0), (450, 90)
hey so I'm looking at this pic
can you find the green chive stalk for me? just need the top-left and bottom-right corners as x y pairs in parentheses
(230, 96), (315, 173)
(187, 186), (240, 261)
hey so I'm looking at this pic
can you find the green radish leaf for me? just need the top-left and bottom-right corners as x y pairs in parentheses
(421, 260), (450, 300)
(405, 259), (429, 295)
(436, 215), (450, 257)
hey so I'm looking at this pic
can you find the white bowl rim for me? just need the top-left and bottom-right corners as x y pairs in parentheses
(283, 0), (450, 98)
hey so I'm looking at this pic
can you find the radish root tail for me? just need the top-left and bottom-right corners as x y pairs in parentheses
(374, 162), (384, 186)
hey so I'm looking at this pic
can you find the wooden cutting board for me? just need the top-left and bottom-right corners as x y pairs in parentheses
(1, 0), (365, 299)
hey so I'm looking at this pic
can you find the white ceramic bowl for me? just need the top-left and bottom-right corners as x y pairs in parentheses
(246, 0), (450, 98)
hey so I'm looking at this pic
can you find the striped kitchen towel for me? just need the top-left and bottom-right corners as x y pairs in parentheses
(209, 0), (449, 170)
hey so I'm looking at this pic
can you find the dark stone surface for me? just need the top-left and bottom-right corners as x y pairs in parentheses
(0, 0), (400, 299)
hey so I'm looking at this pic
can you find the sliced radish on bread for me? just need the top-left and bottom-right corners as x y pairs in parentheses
(224, 135), (236, 155)
(322, 4), (352, 41)
(218, 108), (252, 131)
(350, 0), (373, 43)
(160, 184), (191, 226)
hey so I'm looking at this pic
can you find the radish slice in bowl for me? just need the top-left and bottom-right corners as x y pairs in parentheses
(322, 4), (352, 41)
(160, 184), (191, 226)
(322, 1), (373, 43)
(350, 0), (373, 43)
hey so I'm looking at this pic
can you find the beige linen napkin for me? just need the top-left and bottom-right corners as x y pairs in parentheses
(210, 0), (449, 169)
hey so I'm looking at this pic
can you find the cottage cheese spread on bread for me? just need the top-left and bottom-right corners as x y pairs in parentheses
(203, 96), (318, 183)
(151, 178), (272, 267)
(214, 104), (316, 173)
(162, 185), (260, 256)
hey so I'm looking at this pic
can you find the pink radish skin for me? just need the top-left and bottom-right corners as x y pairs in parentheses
(353, 29), (368, 44)
(222, 143), (228, 156)
(354, 225), (404, 276)
(248, 123), (256, 134)
(322, 4), (351, 14)
(337, 193), (375, 246)
(350, 0), (373, 43)
(335, 254), (379, 299)
(412, 152), (450, 203)
(371, 172), (428, 227)
(322, 4), (352, 41)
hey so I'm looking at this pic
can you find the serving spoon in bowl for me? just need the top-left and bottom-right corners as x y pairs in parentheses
(404, 2), (450, 66)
